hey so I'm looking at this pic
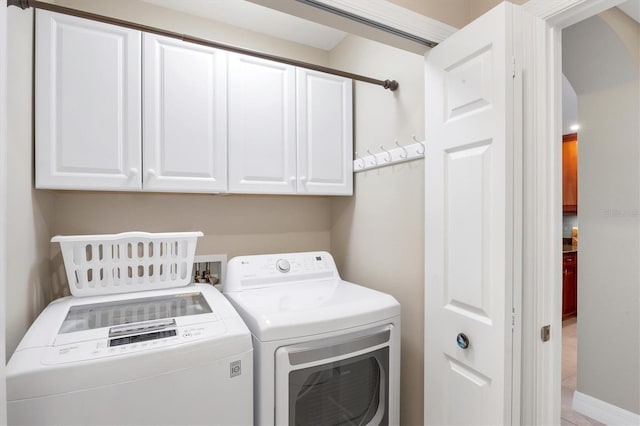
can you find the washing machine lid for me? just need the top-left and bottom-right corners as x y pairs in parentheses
(13, 284), (249, 353)
(226, 279), (400, 341)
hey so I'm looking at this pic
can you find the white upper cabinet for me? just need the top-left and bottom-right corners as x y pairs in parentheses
(296, 69), (353, 195)
(35, 10), (142, 191)
(228, 54), (353, 196)
(35, 12), (354, 196)
(143, 34), (227, 193)
(228, 53), (297, 194)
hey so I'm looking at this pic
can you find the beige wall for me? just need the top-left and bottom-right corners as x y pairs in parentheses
(563, 10), (640, 415)
(387, 0), (471, 28)
(577, 80), (640, 415)
(388, 0), (528, 28)
(329, 35), (425, 426)
(6, 7), (56, 357)
(52, 192), (331, 273)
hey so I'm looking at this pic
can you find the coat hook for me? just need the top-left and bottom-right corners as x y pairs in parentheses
(417, 141), (425, 155)
(355, 151), (365, 168)
(380, 145), (392, 163)
(395, 140), (408, 159)
(412, 134), (424, 144)
(366, 148), (378, 166)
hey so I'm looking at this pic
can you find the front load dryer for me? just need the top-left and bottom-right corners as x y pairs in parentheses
(224, 251), (401, 426)
(6, 284), (253, 425)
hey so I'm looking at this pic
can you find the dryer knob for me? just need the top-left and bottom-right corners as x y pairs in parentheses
(276, 259), (290, 273)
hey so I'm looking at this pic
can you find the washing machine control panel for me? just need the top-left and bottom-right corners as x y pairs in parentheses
(43, 321), (225, 365)
(226, 252), (340, 291)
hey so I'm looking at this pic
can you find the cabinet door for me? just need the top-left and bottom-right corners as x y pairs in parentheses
(143, 34), (227, 193)
(562, 133), (578, 214)
(296, 69), (353, 195)
(35, 11), (142, 190)
(562, 253), (578, 318)
(228, 53), (296, 194)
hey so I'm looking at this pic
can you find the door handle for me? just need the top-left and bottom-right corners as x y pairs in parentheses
(456, 333), (470, 349)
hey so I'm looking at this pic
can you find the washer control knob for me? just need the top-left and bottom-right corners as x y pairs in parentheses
(276, 259), (290, 273)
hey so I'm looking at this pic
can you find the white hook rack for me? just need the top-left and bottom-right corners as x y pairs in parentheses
(354, 139), (425, 172)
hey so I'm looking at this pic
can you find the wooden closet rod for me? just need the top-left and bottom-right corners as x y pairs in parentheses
(8, 0), (400, 91)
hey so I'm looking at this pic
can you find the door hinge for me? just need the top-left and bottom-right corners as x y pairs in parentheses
(512, 56), (516, 79)
(511, 307), (516, 329)
(541, 325), (551, 342)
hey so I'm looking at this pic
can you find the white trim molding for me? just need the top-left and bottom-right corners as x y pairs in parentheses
(518, 8), (564, 425)
(524, 0), (628, 27)
(0, 0), (8, 423)
(573, 391), (640, 426)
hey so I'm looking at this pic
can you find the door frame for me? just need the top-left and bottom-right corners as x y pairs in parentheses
(0, 0), (8, 423)
(519, 0), (628, 424)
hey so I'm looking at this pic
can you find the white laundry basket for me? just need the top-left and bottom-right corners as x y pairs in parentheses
(52, 231), (203, 297)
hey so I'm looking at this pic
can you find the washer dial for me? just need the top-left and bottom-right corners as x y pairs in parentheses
(276, 259), (290, 273)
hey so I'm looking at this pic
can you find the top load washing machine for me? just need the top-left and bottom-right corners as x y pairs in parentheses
(224, 251), (401, 426)
(6, 284), (253, 426)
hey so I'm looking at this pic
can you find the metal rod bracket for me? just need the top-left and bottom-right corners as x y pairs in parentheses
(7, 0), (30, 9)
(384, 80), (399, 91)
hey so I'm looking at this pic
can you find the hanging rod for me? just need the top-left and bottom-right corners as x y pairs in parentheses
(7, 0), (399, 91)
(296, 0), (438, 49)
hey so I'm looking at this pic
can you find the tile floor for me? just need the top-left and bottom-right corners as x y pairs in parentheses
(561, 318), (604, 426)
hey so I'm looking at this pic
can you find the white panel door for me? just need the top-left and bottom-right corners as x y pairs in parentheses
(143, 34), (227, 193)
(296, 69), (353, 196)
(424, 3), (520, 425)
(228, 53), (296, 194)
(35, 11), (141, 191)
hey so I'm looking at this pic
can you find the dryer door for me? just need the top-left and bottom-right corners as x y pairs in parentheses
(275, 325), (391, 426)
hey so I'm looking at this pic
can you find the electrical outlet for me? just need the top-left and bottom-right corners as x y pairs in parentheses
(192, 254), (227, 288)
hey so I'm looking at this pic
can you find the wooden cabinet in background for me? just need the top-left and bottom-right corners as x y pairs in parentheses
(562, 252), (577, 319)
(562, 133), (578, 215)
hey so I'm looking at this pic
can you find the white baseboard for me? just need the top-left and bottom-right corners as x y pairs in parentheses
(573, 390), (640, 426)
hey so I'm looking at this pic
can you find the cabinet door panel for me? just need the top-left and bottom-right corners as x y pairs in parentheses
(143, 34), (227, 193)
(562, 134), (578, 214)
(36, 11), (141, 190)
(562, 253), (578, 318)
(228, 54), (296, 194)
(297, 69), (353, 195)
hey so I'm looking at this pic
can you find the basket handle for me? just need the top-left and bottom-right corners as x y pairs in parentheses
(51, 231), (204, 243)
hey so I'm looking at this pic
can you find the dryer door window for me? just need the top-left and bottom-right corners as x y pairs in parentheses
(288, 347), (389, 426)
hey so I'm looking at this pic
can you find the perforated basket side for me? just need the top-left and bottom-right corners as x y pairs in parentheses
(52, 232), (203, 297)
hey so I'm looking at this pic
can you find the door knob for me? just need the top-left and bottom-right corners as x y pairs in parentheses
(456, 333), (470, 349)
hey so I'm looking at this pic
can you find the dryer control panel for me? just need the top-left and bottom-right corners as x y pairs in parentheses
(225, 251), (340, 292)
